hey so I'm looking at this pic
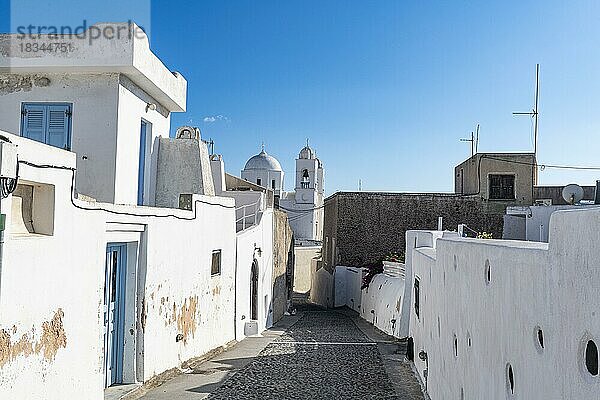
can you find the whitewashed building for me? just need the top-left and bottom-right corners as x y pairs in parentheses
(405, 208), (600, 400)
(0, 22), (291, 400)
(0, 22), (187, 206)
(242, 143), (324, 242)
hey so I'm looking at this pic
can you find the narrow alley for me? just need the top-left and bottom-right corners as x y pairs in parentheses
(134, 306), (425, 400)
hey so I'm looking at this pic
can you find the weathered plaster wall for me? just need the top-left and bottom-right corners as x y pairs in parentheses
(407, 208), (600, 400)
(155, 137), (215, 208)
(323, 192), (505, 268)
(309, 262), (334, 308)
(0, 72), (119, 202)
(293, 245), (321, 294)
(454, 153), (536, 205)
(272, 210), (294, 324)
(0, 72), (176, 206)
(0, 132), (236, 399)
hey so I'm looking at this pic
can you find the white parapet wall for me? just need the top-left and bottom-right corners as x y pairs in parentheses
(360, 263), (405, 338)
(0, 132), (236, 399)
(407, 207), (600, 400)
(334, 265), (406, 338)
(334, 266), (364, 311)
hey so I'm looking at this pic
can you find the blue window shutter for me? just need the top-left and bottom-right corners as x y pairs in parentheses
(46, 104), (71, 150)
(21, 104), (46, 143)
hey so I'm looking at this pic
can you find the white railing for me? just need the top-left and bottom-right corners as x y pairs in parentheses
(235, 199), (261, 231)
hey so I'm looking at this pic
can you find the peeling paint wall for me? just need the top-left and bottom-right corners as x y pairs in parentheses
(0, 131), (237, 399)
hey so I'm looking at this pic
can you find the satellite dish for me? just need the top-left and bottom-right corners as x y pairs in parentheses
(562, 184), (584, 205)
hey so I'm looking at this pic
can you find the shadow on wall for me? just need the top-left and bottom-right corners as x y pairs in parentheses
(309, 261), (334, 308)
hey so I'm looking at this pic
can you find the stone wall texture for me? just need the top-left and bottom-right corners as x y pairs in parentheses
(272, 209), (295, 323)
(323, 192), (506, 267)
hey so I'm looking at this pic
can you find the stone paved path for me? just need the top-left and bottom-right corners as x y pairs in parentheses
(208, 309), (421, 399)
(136, 307), (424, 400)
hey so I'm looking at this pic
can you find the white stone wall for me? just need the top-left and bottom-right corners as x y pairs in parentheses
(407, 208), (600, 400)
(234, 209), (274, 340)
(0, 132), (236, 399)
(333, 265), (406, 338)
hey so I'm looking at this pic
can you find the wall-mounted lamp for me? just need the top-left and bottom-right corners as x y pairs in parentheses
(254, 243), (262, 257)
(146, 102), (157, 112)
(418, 350), (428, 361)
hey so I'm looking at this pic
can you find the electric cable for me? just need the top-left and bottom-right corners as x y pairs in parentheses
(17, 160), (235, 220)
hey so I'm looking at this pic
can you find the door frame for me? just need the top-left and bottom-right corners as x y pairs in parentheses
(104, 243), (127, 388)
(250, 259), (259, 320)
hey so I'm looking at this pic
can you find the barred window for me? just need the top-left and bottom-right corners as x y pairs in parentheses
(489, 174), (515, 200)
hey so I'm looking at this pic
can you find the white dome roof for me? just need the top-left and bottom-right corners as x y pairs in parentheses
(299, 145), (315, 159)
(244, 150), (282, 171)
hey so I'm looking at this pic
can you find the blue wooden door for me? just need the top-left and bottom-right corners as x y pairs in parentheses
(137, 121), (148, 205)
(104, 244), (127, 387)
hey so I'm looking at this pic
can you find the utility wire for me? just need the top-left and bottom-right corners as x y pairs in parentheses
(17, 160), (235, 221)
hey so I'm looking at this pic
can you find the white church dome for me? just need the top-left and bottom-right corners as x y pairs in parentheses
(244, 150), (283, 171)
(299, 145), (315, 159)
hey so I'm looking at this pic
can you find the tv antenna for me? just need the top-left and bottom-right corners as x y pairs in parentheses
(513, 64), (540, 158)
(460, 124), (479, 157)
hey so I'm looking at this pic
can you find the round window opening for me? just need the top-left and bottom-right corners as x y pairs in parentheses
(507, 363), (515, 395)
(484, 259), (491, 285)
(585, 340), (598, 376)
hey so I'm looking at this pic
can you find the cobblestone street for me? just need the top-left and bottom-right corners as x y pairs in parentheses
(137, 307), (424, 400)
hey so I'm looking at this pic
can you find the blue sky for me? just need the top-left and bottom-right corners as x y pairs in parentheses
(2, 1), (600, 193)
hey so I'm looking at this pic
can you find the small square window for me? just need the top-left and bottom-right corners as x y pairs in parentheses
(489, 174), (515, 200)
(211, 250), (221, 276)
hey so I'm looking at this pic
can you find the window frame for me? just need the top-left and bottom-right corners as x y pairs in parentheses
(211, 249), (222, 276)
(20, 102), (73, 150)
(488, 173), (516, 200)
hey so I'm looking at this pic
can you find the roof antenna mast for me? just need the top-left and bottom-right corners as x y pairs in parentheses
(460, 130), (475, 157)
(513, 64), (540, 159)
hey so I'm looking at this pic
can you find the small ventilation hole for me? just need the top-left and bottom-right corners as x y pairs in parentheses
(453, 334), (458, 357)
(586, 340), (598, 376)
(537, 328), (544, 349)
(507, 363), (515, 394)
